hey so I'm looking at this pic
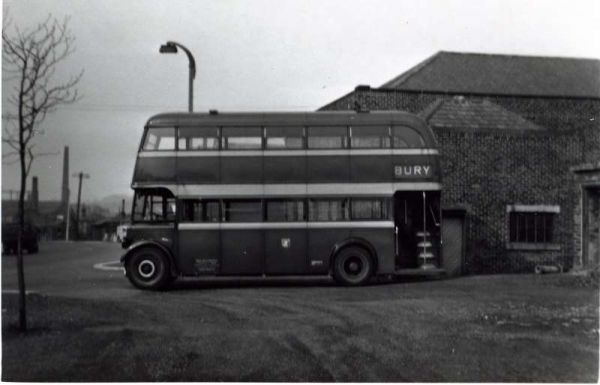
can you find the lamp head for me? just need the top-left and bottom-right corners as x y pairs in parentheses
(159, 42), (177, 54)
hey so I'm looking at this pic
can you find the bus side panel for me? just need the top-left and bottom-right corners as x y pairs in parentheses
(177, 229), (220, 275)
(220, 229), (263, 275)
(177, 157), (220, 184)
(264, 229), (308, 274)
(350, 155), (392, 182)
(350, 228), (396, 274)
(221, 157), (263, 184)
(263, 156), (306, 184)
(307, 156), (350, 183)
(133, 157), (176, 183)
(307, 228), (351, 274)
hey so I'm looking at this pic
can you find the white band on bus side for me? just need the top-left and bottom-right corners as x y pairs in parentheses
(177, 221), (395, 230)
(138, 148), (440, 157)
(130, 183), (443, 197)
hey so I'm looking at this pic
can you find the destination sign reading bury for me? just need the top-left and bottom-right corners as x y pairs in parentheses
(394, 164), (432, 178)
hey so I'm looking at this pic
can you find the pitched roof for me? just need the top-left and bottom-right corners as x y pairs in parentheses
(421, 96), (544, 131)
(381, 51), (600, 98)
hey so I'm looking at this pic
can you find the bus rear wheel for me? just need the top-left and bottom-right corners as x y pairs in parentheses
(125, 247), (170, 290)
(333, 246), (373, 286)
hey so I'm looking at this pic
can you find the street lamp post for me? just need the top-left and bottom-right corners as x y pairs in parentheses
(159, 41), (196, 112)
(72, 171), (90, 240)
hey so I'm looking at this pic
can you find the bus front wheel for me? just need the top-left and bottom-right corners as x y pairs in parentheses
(125, 247), (171, 290)
(333, 246), (373, 286)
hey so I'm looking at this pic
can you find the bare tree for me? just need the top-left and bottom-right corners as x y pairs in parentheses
(2, 14), (83, 332)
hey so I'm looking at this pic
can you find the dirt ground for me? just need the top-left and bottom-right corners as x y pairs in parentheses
(2, 273), (598, 382)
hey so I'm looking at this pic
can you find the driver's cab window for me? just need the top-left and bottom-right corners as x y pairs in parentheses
(133, 190), (176, 222)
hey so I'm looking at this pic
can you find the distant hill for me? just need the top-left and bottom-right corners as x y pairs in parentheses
(91, 193), (133, 215)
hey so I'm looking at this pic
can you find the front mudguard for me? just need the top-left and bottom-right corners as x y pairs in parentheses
(120, 240), (178, 277)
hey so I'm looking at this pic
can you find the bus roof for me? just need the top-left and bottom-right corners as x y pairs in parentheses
(146, 110), (430, 129)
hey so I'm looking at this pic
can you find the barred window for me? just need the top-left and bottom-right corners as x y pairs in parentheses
(509, 212), (554, 243)
(506, 205), (560, 244)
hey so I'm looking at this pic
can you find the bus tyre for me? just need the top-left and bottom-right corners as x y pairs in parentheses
(125, 247), (171, 290)
(333, 246), (373, 286)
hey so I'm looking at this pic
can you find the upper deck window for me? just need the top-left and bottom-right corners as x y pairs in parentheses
(392, 126), (426, 148)
(307, 126), (348, 149)
(178, 127), (219, 150)
(351, 126), (391, 148)
(222, 127), (263, 150)
(265, 126), (304, 150)
(142, 127), (176, 151)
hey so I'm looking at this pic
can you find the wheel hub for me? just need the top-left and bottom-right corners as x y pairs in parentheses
(138, 260), (156, 278)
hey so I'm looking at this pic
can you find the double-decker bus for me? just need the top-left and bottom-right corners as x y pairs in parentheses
(120, 111), (443, 289)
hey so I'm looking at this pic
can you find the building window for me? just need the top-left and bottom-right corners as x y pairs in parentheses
(178, 127), (219, 150)
(506, 205), (560, 250)
(307, 126), (348, 149)
(142, 127), (176, 151)
(351, 126), (391, 148)
(265, 126), (304, 149)
(221, 127), (263, 150)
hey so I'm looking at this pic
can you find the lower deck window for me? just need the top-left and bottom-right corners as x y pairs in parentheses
(164, 197), (395, 223)
(224, 200), (263, 222)
(351, 199), (390, 220)
(308, 199), (349, 221)
(180, 200), (220, 222)
(266, 200), (305, 221)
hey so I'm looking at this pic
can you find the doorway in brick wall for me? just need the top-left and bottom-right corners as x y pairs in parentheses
(582, 187), (600, 268)
(441, 209), (466, 276)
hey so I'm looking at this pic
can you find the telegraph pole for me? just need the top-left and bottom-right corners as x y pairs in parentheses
(72, 172), (90, 240)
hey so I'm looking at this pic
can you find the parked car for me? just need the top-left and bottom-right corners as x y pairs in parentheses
(2, 222), (39, 254)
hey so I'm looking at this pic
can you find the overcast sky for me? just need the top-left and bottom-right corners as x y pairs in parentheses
(2, 0), (599, 203)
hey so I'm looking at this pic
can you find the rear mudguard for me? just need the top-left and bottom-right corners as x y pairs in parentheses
(120, 240), (178, 277)
(329, 237), (379, 273)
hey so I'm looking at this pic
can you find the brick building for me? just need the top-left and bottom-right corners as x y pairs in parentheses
(321, 51), (600, 273)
